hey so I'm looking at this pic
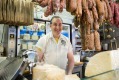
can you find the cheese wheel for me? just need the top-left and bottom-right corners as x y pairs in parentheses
(23, 34), (30, 40)
(85, 50), (119, 80)
(32, 35), (39, 40)
(22, 44), (27, 50)
(65, 74), (80, 80)
(27, 42), (33, 50)
(33, 64), (65, 80)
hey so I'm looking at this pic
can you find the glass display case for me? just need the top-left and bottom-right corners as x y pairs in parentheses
(81, 69), (119, 80)
(17, 20), (46, 55)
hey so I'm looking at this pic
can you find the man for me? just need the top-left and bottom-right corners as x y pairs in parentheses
(35, 16), (74, 74)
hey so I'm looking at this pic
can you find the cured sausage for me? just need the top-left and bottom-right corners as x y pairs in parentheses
(94, 30), (101, 51)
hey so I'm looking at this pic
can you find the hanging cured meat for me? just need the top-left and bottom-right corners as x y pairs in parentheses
(82, 0), (88, 10)
(66, 0), (77, 13)
(87, 0), (93, 9)
(110, 1), (115, 24)
(92, 6), (98, 22)
(76, 0), (82, 18)
(44, 0), (53, 17)
(37, 0), (49, 7)
(109, 1), (119, 28)
(52, 0), (60, 13)
(90, 10), (94, 29)
(104, 0), (112, 21)
(85, 34), (90, 50)
(88, 32), (94, 50)
(59, 0), (65, 12)
(94, 30), (101, 51)
(0, 0), (34, 25)
(114, 3), (119, 27)
(103, 1), (108, 20)
(95, 0), (105, 24)
(93, 21), (99, 30)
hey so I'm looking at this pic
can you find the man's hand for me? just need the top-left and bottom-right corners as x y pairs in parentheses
(36, 47), (44, 62)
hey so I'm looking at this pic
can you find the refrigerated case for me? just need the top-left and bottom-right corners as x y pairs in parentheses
(17, 19), (72, 55)
(17, 20), (46, 55)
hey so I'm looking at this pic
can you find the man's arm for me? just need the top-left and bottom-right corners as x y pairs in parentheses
(66, 52), (74, 75)
(36, 47), (44, 62)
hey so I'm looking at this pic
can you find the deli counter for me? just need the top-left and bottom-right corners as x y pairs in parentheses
(0, 56), (119, 80)
(0, 51), (119, 80)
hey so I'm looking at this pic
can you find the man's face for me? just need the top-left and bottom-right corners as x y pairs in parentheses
(50, 18), (63, 37)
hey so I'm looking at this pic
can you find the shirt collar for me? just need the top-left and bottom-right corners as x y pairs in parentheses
(49, 32), (64, 41)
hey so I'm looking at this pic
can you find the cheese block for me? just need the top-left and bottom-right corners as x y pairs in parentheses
(22, 44), (27, 50)
(23, 34), (30, 40)
(19, 26), (24, 30)
(27, 42), (33, 50)
(65, 74), (80, 80)
(33, 64), (65, 80)
(85, 50), (119, 80)
(32, 35), (38, 40)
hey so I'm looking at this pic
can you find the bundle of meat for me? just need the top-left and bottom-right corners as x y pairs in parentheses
(74, 0), (109, 51)
(110, 1), (119, 28)
(68, 0), (82, 27)
(36, 0), (65, 17)
(35, 0), (113, 51)
(73, 0), (112, 27)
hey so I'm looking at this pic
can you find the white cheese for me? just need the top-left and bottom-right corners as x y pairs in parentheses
(33, 64), (65, 80)
(21, 44), (27, 50)
(65, 74), (80, 80)
(23, 34), (30, 40)
(27, 42), (33, 50)
(32, 35), (39, 40)
(85, 50), (119, 80)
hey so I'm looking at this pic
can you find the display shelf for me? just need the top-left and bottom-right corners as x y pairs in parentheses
(75, 45), (82, 48)
(74, 28), (82, 55)
(81, 49), (95, 52)
(76, 39), (81, 42)
(20, 39), (38, 42)
(20, 48), (37, 51)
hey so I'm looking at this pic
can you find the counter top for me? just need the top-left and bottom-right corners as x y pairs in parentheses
(74, 62), (84, 66)
(0, 57), (6, 63)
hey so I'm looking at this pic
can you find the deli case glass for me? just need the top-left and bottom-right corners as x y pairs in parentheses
(81, 68), (119, 80)
(17, 20), (46, 55)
